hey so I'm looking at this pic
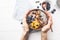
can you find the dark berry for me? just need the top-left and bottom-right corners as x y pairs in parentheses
(21, 22), (23, 24)
(37, 6), (39, 8)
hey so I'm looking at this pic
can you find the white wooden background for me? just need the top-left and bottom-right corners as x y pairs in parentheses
(0, 0), (60, 40)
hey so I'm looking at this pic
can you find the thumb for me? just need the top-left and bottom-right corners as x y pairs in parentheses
(41, 25), (50, 32)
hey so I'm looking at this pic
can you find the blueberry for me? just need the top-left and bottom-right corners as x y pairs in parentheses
(53, 9), (56, 11)
(39, 3), (41, 5)
(51, 9), (56, 14)
(51, 11), (54, 14)
(21, 22), (23, 24)
(37, 6), (39, 8)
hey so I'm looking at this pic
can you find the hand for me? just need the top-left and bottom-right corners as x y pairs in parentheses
(41, 11), (53, 32)
(22, 15), (29, 36)
(21, 13), (29, 40)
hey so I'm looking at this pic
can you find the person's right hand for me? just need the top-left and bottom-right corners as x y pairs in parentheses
(41, 11), (53, 32)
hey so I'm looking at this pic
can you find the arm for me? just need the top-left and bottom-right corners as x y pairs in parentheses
(41, 32), (47, 40)
(21, 31), (29, 40)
